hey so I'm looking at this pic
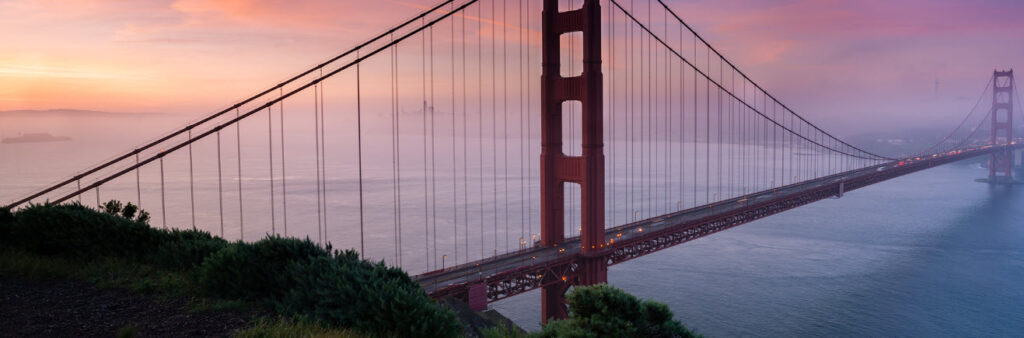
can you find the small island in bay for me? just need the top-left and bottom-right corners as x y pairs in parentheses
(1, 132), (72, 144)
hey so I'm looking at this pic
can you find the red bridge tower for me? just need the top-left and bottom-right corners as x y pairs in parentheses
(539, 0), (605, 321)
(989, 70), (1015, 183)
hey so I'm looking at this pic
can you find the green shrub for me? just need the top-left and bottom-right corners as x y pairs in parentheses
(196, 236), (329, 300)
(150, 229), (228, 270)
(6, 201), (462, 336)
(101, 200), (150, 224)
(538, 284), (699, 338)
(102, 200), (124, 216)
(198, 238), (459, 336)
(277, 255), (461, 337)
(8, 203), (159, 258)
(8, 202), (223, 270)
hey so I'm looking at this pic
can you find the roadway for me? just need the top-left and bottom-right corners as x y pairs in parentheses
(414, 143), (1021, 299)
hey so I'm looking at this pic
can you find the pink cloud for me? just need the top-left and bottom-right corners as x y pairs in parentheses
(1, 0), (1022, 135)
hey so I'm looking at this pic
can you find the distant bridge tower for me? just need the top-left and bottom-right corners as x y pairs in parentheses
(989, 70), (1015, 183)
(540, 0), (605, 322)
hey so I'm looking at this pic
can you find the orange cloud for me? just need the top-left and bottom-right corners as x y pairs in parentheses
(1, 0), (1022, 136)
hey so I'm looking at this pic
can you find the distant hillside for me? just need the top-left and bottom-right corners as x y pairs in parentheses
(0, 109), (171, 117)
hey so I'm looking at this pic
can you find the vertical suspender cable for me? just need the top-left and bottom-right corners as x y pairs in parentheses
(450, 6), (459, 263)
(622, 0), (630, 220)
(135, 154), (141, 207)
(189, 129), (196, 230)
(679, 23), (684, 209)
(645, 0), (651, 216)
(217, 131), (224, 238)
(236, 108), (244, 240)
(692, 33), (697, 206)
(772, 101), (777, 187)
(160, 157), (167, 229)
(518, 0), (525, 248)
(280, 89), (288, 237)
(762, 94), (767, 189)
(430, 26), (438, 266)
(731, 69), (736, 197)
(742, 79), (747, 192)
(502, 0), (509, 251)
(461, 11), (469, 260)
(764, 95), (769, 188)
(478, 3), (485, 259)
(717, 58), (723, 201)
(700, 46), (708, 204)
(421, 18), (430, 269)
(267, 107), (276, 235)
(645, 0), (652, 216)
(394, 35), (404, 266)
(664, 7), (671, 212)
(357, 50), (366, 257)
(640, 1), (647, 217)
(526, 0), (534, 242)
(319, 69), (329, 244)
(646, 2), (653, 216)
(609, 4), (616, 223)
(390, 37), (400, 265)
(314, 83), (323, 245)
(491, 1), (498, 253)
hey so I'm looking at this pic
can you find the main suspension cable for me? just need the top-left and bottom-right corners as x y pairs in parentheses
(611, 0), (891, 161)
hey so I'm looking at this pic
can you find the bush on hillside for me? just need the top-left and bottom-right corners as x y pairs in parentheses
(538, 284), (699, 338)
(101, 200), (151, 224)
(5, 202), (218, 270)
(196, 236), (329, 300)
(199, 237), (461, 336)
(4, 201), (462, 336)
(151, 229), (228, 270)
(8, 202), (159, 258)
(277, 255), (461, 337)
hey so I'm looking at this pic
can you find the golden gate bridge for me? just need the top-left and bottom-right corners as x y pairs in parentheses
(5, 0), (1022, 321)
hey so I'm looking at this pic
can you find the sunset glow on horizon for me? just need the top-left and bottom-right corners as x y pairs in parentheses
(2, 0), (1023, 133)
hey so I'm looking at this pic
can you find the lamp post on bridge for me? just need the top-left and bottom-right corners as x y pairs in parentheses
(539, 0), (606, 322)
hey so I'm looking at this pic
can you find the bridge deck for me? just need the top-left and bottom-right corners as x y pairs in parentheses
(414, 144), (1020, 303)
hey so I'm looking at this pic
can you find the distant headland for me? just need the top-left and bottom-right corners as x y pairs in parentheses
(1, 132), (72, 144)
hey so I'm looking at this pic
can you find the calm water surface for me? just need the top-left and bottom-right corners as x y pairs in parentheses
(495, 163), (1024, 336)
(3, 115), (1021, 336)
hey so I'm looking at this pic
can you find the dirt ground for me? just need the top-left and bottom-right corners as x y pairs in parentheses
(0, 276), (262, 337)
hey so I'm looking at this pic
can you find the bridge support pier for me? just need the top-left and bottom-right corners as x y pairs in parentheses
(541, 282), (570, 321)
(540, 0), (605, 323)
(987, 70), (1015, 184)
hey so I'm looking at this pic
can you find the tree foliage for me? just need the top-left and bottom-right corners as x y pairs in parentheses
(3, 201), (461, 337)
(538, 284), (700, 338)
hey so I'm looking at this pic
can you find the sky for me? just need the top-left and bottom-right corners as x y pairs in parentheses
(1, 0), (1023, 135)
